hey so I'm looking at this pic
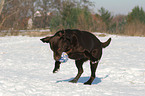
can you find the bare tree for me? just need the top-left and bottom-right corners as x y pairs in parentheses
(0, 0), (37, 29)
(1, 0), (93, 30)
(0, 0), (5, 15)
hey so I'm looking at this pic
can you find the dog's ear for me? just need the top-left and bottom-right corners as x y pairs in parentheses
(40, 36), (51, 43)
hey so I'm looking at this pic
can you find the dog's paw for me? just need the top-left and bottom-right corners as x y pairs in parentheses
(69, 79), (78, 83)
(53, 69), (60, 73)
(84, 81), (92, 85)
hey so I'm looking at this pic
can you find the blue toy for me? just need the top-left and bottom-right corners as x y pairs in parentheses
(59, 52), (68, 63)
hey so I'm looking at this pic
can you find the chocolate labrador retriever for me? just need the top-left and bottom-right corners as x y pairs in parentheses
(40, 29), (111, 85)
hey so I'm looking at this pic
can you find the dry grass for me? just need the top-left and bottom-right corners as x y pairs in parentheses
(0, 30), (51, 37)
(20, 31), (51, 37)
(124, 21), (145, 36)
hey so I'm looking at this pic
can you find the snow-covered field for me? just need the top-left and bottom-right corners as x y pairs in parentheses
(0, 34), (145, 96)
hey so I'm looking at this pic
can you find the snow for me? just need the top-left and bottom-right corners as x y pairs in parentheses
(0, 35), (145, 96)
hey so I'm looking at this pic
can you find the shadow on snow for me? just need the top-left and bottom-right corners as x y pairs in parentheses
(56, 75), (109, 85)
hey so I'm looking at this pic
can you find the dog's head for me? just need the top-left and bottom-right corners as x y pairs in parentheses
(40, 30), (77, 61)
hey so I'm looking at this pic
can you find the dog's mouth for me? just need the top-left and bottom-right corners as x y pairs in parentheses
(54, 49), (72, 61)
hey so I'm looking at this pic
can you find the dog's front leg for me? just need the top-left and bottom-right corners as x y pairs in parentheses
(53, 61), (61, 73)
(69, 59), (84, 83)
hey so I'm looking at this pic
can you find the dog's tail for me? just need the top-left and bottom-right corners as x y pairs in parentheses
(102, 38), (111, 48)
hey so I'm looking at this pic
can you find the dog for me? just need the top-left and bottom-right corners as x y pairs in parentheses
(40, 29), (111, 85)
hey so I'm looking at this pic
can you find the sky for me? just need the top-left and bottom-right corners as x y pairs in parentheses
(90, 0), (145, 15)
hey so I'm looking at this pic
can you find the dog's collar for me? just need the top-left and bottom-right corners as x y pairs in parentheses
(66, 49), (72, 54)
(57, 48), (72, 54)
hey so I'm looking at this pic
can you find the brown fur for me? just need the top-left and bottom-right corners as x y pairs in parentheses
(40, 29), (111, 85)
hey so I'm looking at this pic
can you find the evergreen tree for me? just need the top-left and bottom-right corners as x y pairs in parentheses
(97, 7), (113, 31)
(127, 6), (145, 24)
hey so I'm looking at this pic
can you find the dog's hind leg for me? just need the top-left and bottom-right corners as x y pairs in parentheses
(84, 62), (99, 85)
(69, 59), (85, 83)
(53, 61), (61, 73)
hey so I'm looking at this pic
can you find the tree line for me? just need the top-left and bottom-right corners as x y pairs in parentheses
(0, 0), (145, 36)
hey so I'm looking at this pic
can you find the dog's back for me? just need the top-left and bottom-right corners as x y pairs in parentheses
(64, 29), (102, 51)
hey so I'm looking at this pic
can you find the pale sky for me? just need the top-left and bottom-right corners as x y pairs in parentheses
(90, 0), (145, 15)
